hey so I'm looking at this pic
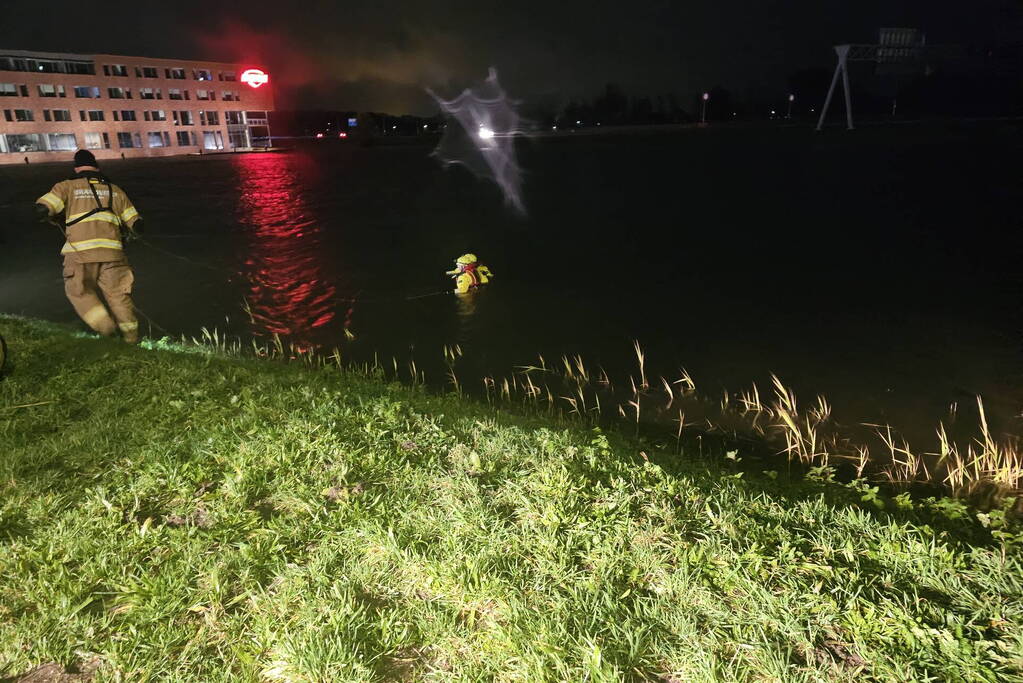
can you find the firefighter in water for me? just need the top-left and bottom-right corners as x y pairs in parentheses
(35, 150), (145, 343)
(446, 253), (493, 294)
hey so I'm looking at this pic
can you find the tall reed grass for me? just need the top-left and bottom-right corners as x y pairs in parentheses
(178, 331), (1022, 505)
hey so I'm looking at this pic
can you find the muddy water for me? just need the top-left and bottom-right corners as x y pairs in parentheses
(2, 122), (1022, 444)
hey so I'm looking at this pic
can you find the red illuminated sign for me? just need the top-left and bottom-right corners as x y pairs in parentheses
(240, 69), (269, 89)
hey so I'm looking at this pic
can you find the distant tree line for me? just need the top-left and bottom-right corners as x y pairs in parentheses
(271, 42), (1022, 136)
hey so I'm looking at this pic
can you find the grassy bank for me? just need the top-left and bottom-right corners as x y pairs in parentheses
(1, 316), (1021, 681)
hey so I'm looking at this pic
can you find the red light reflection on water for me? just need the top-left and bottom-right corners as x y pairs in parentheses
(232, 153), (337, 347)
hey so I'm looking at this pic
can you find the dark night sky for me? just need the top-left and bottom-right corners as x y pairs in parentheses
(1, 1), (1020, 114)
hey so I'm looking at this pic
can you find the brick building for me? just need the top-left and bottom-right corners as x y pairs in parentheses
(0, 49), (273, 164)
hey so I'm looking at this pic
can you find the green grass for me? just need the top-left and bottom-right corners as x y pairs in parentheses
(1, 315), (1021, 681)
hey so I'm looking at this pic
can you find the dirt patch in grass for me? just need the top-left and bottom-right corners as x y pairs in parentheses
(8, 657), (103, 682)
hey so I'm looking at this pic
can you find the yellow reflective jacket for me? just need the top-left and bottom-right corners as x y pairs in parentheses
(454, 264), (493, 294)
(36, 172), (142, 263)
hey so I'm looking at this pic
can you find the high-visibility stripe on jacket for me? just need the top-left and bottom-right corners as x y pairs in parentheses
(36, 172), (141, 263)
(38, 192), (64, 213)
(455, 268), (484, 294)
(60, 238), (124, 255)
(65, 210), (122, 227)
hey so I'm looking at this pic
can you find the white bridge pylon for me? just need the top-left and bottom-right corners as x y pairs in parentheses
(816, 35), (928, 131)
(816, 44), (872, 131)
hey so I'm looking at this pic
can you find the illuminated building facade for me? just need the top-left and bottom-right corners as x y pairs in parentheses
(0, 49), (273, 163)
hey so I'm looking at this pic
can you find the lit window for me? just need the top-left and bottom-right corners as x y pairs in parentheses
(148, 131), (171, 147)
(47, 133), (77, 151)
(4, 133), (44, 152)
(84, 132), (110, 149)
(117, 132), (142, 148)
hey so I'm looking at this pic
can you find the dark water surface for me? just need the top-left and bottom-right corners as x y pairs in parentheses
(2, 122), (1022, 442)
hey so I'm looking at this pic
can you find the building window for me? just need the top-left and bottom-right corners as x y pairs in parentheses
(87, 110), (104, 121)
(47, 133), (77, 151)
(84, 132), (110, 149)
(139, 88), (156, 100)
(38, 84), (64, 97)
(138, 66), (158, 78)
(52, 109), (71, 121)
(174, 110), (194, 126)
(108, 87), (127, 99)
(225, 110), (243, 125)
(169, 68), (186, 79)
(120, 110), (137, 121)
(74, 86), (100, 98)
(221, 71), (236, 82)
(103, 64), (128, 77)
(193, 69), (213, 81)
(0, 58), (29, 71)
(117, 132), (142, 149)
(168, 89), (184, 100)
(113, 111), (119, 121)
(176, 130), (196, 146)
(19, 84), (27, 96)
(66, 61), (95, 75)
(13, 109), (33, 121)
(245, 110), (268, 123)
(203, 131), (224, 150)
(148, 109), (167, 121)
(4, 133), (44, 152)
(228, 129), (248, 149)
(200, 110), (219, 125)
(148, 131), (171, 147)
(222, 91), (239, 102)
(43, 109), (51, 121)
(195, 89), (210, 100)
(0, 83), (16, 97)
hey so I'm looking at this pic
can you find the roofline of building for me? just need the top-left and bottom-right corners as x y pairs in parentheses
(0, 48), (95, 62)
(0, 48), (263, 70)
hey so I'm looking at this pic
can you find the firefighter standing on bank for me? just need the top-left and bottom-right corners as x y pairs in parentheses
(35, 150), (145, 343)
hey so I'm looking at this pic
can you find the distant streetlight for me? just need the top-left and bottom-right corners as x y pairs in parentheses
(787, 93), (795, 119)
(701, 92), (709, 124)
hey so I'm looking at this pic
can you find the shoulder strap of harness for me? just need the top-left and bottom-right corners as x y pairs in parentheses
(64, 177), (119, 227)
